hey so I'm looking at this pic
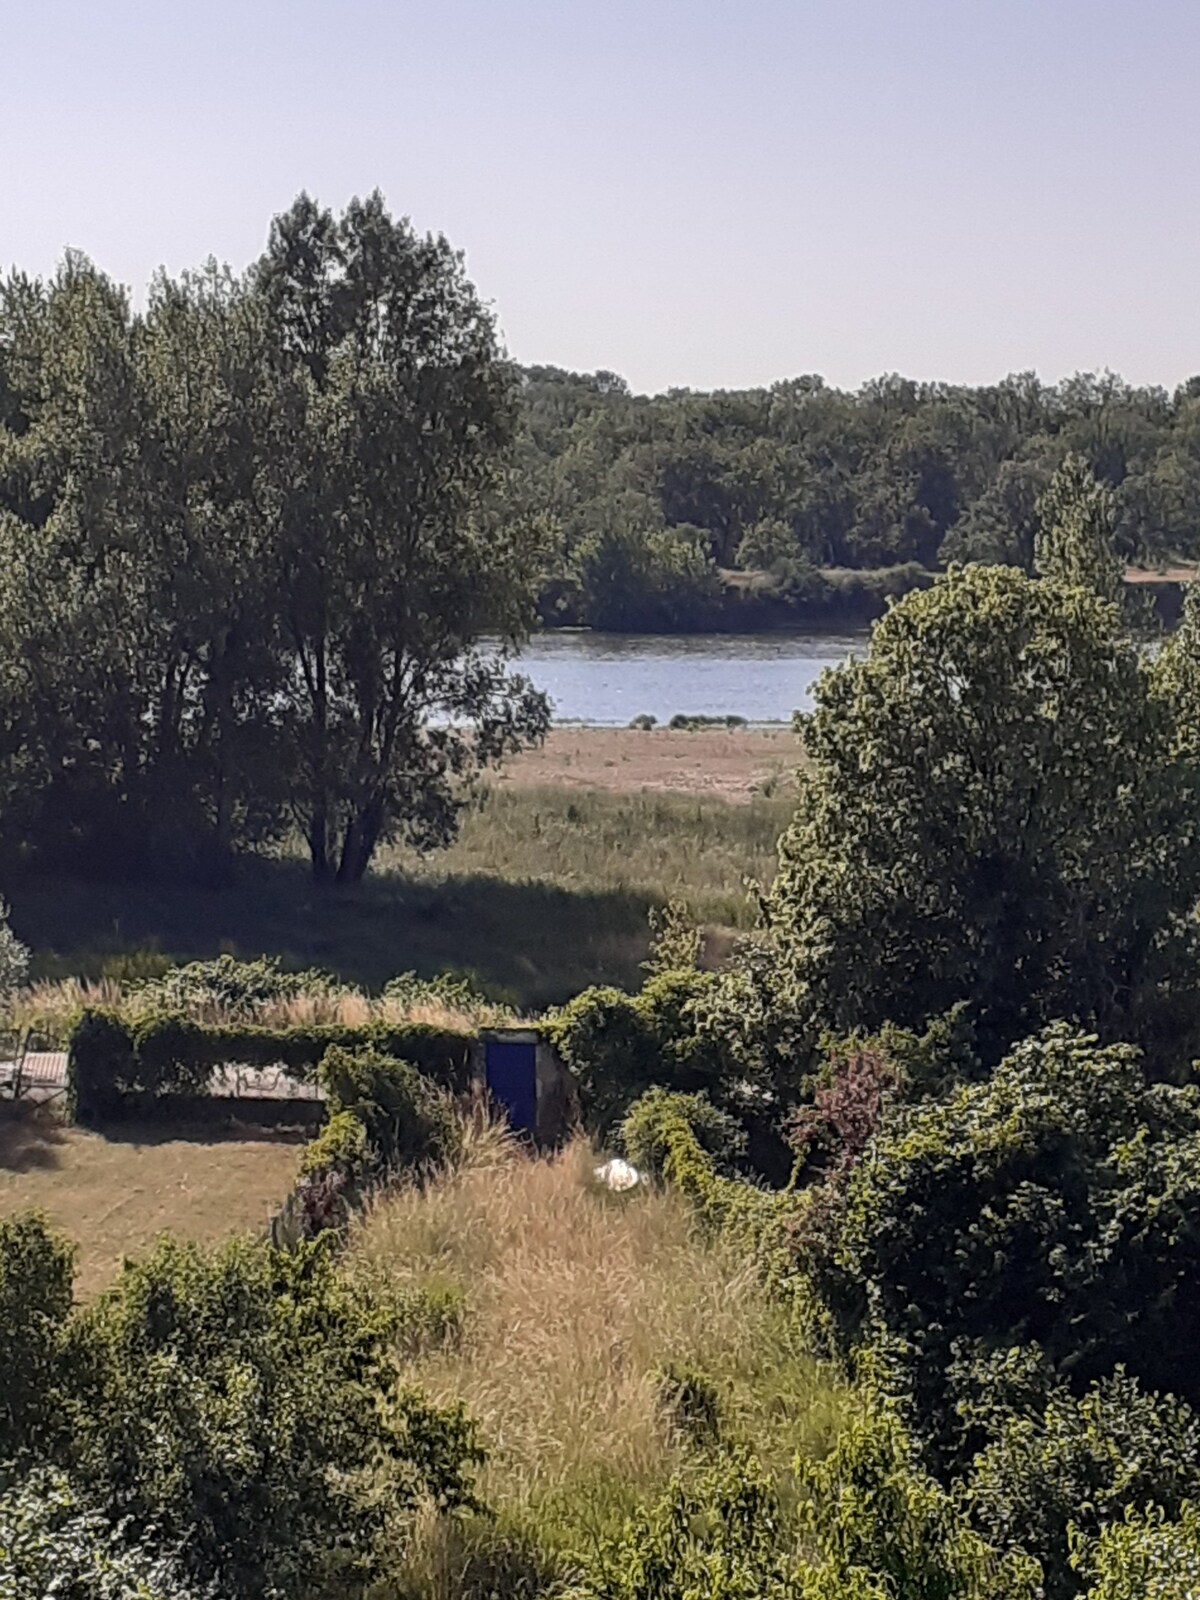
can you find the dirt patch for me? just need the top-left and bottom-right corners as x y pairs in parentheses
(496, 727), (802, 803)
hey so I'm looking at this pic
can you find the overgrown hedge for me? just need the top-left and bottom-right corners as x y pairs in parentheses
(66, 1007), (475, 1124)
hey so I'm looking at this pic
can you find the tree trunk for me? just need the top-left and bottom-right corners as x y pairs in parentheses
(335, 797), (384, 884)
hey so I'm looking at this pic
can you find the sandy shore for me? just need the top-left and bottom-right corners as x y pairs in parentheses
(496, 726), (802, 802)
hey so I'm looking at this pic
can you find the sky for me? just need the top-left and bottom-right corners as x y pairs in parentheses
(3, 0), (1198, 396)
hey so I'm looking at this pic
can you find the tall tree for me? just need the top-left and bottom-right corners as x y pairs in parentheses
(769, 564), (1200, 1064)
(256, 193), (549, 882)
(1028, 454), (1122, 601)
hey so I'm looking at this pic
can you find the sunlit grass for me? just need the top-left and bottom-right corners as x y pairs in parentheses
(350, 1125), (844, 1593)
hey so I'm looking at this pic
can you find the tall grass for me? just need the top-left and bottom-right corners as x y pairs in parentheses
(11, 786), (792, 1007)
(350, 1127), (843, 1593)
(382, 785), (792, 931)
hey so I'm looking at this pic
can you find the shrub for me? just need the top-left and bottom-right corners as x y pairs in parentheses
(134, 953), (336, 1015)
(319, 1045), (462, 1176)
(0, 1470), (203, 1600)
(547, 970), (735, 1133)
(622, 1088), (747, 1179)
(654, 1359), (722, 1445)
(799, 1025), (1200, 1457)
(300, 1108), (374, 1187)
(0, 895), (29, 997)
(65, 1008), (475, 1123)
(966, 1371), (1200, 1600)
(59, 1233), (482, 1598)
(0, 1212), (74, 1460)
(1070, 1503), (1200, 1600)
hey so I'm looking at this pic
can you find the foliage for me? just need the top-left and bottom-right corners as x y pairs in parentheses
(133, 952), (335, 1015)
(769, 563), (1200, 1065)
(299, 1106), (373, 1186)
(66, 1005), (474, 1123)
(0, 1470), (204, 1600)
(0, 1211), (74, 1461)
(798, 1026), (1200, 1456)
(0, 897), (28, 997)
(567, 1426), (1035, 1600)
(1034, 453), (1123, 601)
(0, 196), (549, 886)
(795, 1404), (1040, 1600)
(318, 1044), (463, 1175)
(621, 1088), (748, 1178)
(966, 1371), (1200, 1599)
(1070, 1503), (1200, 1600)
(52, 1232), (481, 1598)
(547, 970), (737, 1132)
(782, 1042), (899, 1179)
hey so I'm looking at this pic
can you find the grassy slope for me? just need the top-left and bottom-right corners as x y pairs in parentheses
(0, 1108), (302, 1297)
(351, 1131), (842, 1589)
(10, 784), (792, 1009)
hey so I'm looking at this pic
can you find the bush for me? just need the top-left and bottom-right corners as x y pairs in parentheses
(58, 1233), (482, 1598)
(319, 1045), (462, 1176)
(66, 1007), (475, 1123)
(622, 1088), (747, 1179)
(133, 953), (335, 1015)
(0, 1212), (74, 1460)
(0, 894), (29, 997)
(300, 1108), (374, 1187)
(965, 1371), (1200, 1600)
(547, 970), (734, 1132)
(0, 1470), (203, 1600)
(798, 1025), (1200, 1457)
(1071, 1503), (1200, 1600)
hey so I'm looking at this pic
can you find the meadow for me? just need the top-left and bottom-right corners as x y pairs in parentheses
(7, 731), (796, 1009)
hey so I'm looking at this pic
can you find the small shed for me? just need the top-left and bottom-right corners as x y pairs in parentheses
(473, 1027), (577, 1145)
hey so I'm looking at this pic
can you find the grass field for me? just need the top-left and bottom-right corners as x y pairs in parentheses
(0, 1107), (302, 1297)
(350, 1127), (843, 1592)
(8, 730), (797, 1009)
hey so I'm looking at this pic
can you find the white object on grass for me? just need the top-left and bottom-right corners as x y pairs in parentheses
(594, 1157), (642, 1191)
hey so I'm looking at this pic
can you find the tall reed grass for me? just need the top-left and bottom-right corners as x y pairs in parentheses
(351, 1126), (843, 1595)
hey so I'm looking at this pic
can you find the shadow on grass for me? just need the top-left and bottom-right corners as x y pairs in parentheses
(10, 860), (658, 1009)
(88, 1116), (312, 1150)
(0, 1103), (66, 1172)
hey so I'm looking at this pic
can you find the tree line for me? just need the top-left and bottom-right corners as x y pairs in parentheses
(0, 194), (549, 885)
(518, 361), (1200, 628)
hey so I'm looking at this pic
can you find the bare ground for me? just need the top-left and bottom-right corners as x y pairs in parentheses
(495, 726), (802, 802)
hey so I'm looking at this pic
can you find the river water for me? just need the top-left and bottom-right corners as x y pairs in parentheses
(511, 631), (865, 726)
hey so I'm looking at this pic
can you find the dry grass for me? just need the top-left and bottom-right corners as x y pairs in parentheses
(497, 726), (802, 803)
(7, 976), (506, 1041)
(0, 1106), (303, 1298)
(351, 1126), (843, 1570)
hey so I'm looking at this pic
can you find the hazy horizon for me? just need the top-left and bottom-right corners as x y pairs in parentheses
(5, 0), (1198, 396)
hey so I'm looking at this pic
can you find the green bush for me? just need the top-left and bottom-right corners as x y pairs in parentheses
(57, 1233), (482, 1598)
(797, 1025), (1200, 1457)
(319, 1045), (462, 1176)
(0, 1470), (203, 1600)
(1070, 1503), (1200, 1600)
(965, 1371), (1200, 1600)
(299, 1108), (374, 1188)
(0, 1212), (74, 1460)
(66, 1007), (475, 1123)
(622, 1088), (747, 1179)
(133, 953), (336, 1014)
(547, 970), (735, 1132)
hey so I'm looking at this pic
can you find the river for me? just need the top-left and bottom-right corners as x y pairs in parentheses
(511, 631), (865, 726)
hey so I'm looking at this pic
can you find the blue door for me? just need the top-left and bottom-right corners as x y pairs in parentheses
(485, 1039), (538, 1133)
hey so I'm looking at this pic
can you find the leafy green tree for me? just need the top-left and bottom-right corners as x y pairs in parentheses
(1034, 453), (1123, 600)
(255, 192), (550, 881)
(770, 564), (1200, 1060)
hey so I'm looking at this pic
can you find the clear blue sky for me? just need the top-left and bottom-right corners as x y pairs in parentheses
(3, 0), (1197, 394)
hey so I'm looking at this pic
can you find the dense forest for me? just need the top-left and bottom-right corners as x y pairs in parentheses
(517, 363), (1200, 628)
